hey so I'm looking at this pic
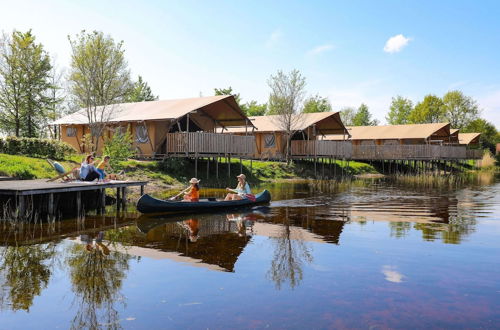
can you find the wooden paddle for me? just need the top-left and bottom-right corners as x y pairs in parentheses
(169, 187), (190, 200)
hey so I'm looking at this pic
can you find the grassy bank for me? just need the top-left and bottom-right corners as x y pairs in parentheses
(0, 153), (378, 183)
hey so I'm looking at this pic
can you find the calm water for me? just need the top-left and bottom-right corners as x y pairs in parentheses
(0, 175), (499, 329)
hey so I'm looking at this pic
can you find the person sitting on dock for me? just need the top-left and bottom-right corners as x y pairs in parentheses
(79, 154), (101, 182)
(225, 174), (254, 201)
(183, 178), (200, 202)
(96, 155), (113, 180)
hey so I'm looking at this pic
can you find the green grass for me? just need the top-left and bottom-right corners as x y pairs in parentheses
(0, 154), (79, 179)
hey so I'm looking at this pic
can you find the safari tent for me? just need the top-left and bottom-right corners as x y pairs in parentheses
(53, 95), (255, 158)
(325, 123), (453, 145)
(225, 112), (349, 159)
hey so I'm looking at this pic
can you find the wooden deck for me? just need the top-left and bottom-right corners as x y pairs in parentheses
(0, 179), (147, 218)
(0, 179), (147, 195)
(291, 141), (482, 160)
(165, 132), (255, 157)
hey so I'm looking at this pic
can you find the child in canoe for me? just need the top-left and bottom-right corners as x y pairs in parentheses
(183, 178), (200, 202)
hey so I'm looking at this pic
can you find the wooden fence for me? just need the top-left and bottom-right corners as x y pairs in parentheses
(290, 141), (482, 160)
(351, 145), (469, 160)
(291, 140), (352, 158)
(165, 132), (255, 157)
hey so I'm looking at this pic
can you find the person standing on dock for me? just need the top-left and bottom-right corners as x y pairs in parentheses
(79, 154), (101, 181)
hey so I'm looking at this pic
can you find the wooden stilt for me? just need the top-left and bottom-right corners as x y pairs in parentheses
(121, 187), (127, 210)
(140, 185), (144, 196)
(76, 191), (81, 216)
(17, 194), (25, 218)
(48, 193), (54, 216)
(116, 188), (121, 211)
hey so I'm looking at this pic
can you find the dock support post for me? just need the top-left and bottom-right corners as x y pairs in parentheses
(76, 191), (81, 216)
(116, 188), (121, 211)
(100, 188), (106, 213)
(48, 193), (54, 216)
(140, 185), (144, 196)
(17, 194), (25, 218)
(121, 187), (127, 210)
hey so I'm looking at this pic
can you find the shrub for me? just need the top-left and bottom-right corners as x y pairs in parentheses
(0, 136), (75, 160)
(103, 130), (135, 167)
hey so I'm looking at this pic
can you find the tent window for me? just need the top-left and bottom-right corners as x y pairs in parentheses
(136, 124), (149, 144)
(66, 127), (77, 137)
(264, 134), (276, 148)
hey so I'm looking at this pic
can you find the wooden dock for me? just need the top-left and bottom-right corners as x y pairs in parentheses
(0, 179), (147, 218)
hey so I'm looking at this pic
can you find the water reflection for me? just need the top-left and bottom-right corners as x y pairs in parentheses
(66, 235), (131, 330)
(0, 243), (56, 311)
(0, 176), (497, 329)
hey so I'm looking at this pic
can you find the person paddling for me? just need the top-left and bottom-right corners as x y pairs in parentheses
(225, 174), (254, 201)
(181, 178), (200, 202)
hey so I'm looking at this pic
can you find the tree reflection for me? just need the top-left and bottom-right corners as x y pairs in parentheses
(0, 243), (56, 312)
(389, 222), (412, 238)
(267, 208), (313, 290)
(66, 236), (131, 330)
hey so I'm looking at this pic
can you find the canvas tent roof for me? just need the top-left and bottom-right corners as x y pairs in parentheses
(225, 112), (348, 135)
(53, 95), (253, 127)
(458, 133), (481, 145)
(324, 123), (450, 140)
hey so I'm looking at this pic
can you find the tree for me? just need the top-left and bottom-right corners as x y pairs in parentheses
(352, 103), (379, 126)
(463, 118), (499, 153)
(0, 30), (54, 137)
(442, 90), (480, 128)
(103, 128), (134, 167)
(267, 69), (306, 162)
(340, 107), (356, 126)
(302, 94), (332, 113)
(45, 61), (66, 139)
(125, 75), (158, 102)
(409, 94), (445, 124)
(214, 86), (241, 104)
(245, 100), (267, 116)
(67, 30), (132, 152)
(386, 96), (413, 125)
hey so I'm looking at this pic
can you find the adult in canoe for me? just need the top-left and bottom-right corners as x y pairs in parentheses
(225, 174), (254, 201)
(183, 178), (200, 202)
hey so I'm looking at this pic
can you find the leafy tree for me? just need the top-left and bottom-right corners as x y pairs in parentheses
(409, 94), (445, 124)
(214, 86), (266, 116)
(267, 69), (306, 162)
(245, 100), (267, 116)
(302, 94), (332, 113)
(386, 96), (413, 125)
(68, 30), (132, 152)
(125, 75), (158, 102)
(442, 90), (480, 128)
(214, 86), (242, 104)
(340, 107), (356, 126)
(462, 118), (499, 153)
(352, 103), (379, 126)
(103, 128), (135, 167)
(0, 30), (54, 137)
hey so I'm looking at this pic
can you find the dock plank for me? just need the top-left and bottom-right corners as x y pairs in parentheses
(0, 179), (148, 195)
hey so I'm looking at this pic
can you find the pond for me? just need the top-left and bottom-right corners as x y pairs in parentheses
(0, 174), (499, 329)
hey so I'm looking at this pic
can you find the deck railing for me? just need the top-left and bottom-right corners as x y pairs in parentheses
(291, 140), (352, 158)
(465, 149), (483, 160)
(351, 145), (469, 160)
(165, 132), (255, 156)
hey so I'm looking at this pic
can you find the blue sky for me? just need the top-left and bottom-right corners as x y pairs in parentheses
(1, 0), (499, 126)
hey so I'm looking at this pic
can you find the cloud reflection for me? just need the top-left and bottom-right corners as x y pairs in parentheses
(382, 265), (405, 283)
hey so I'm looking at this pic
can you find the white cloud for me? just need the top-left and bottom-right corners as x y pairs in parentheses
(266, 29), (282, 48)
(382, 265), (405, 283)
(383, 34), (411, 53)
(307, 44), (334, 55)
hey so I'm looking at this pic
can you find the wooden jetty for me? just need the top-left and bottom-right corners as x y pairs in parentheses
(0, 179), (147, 218)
